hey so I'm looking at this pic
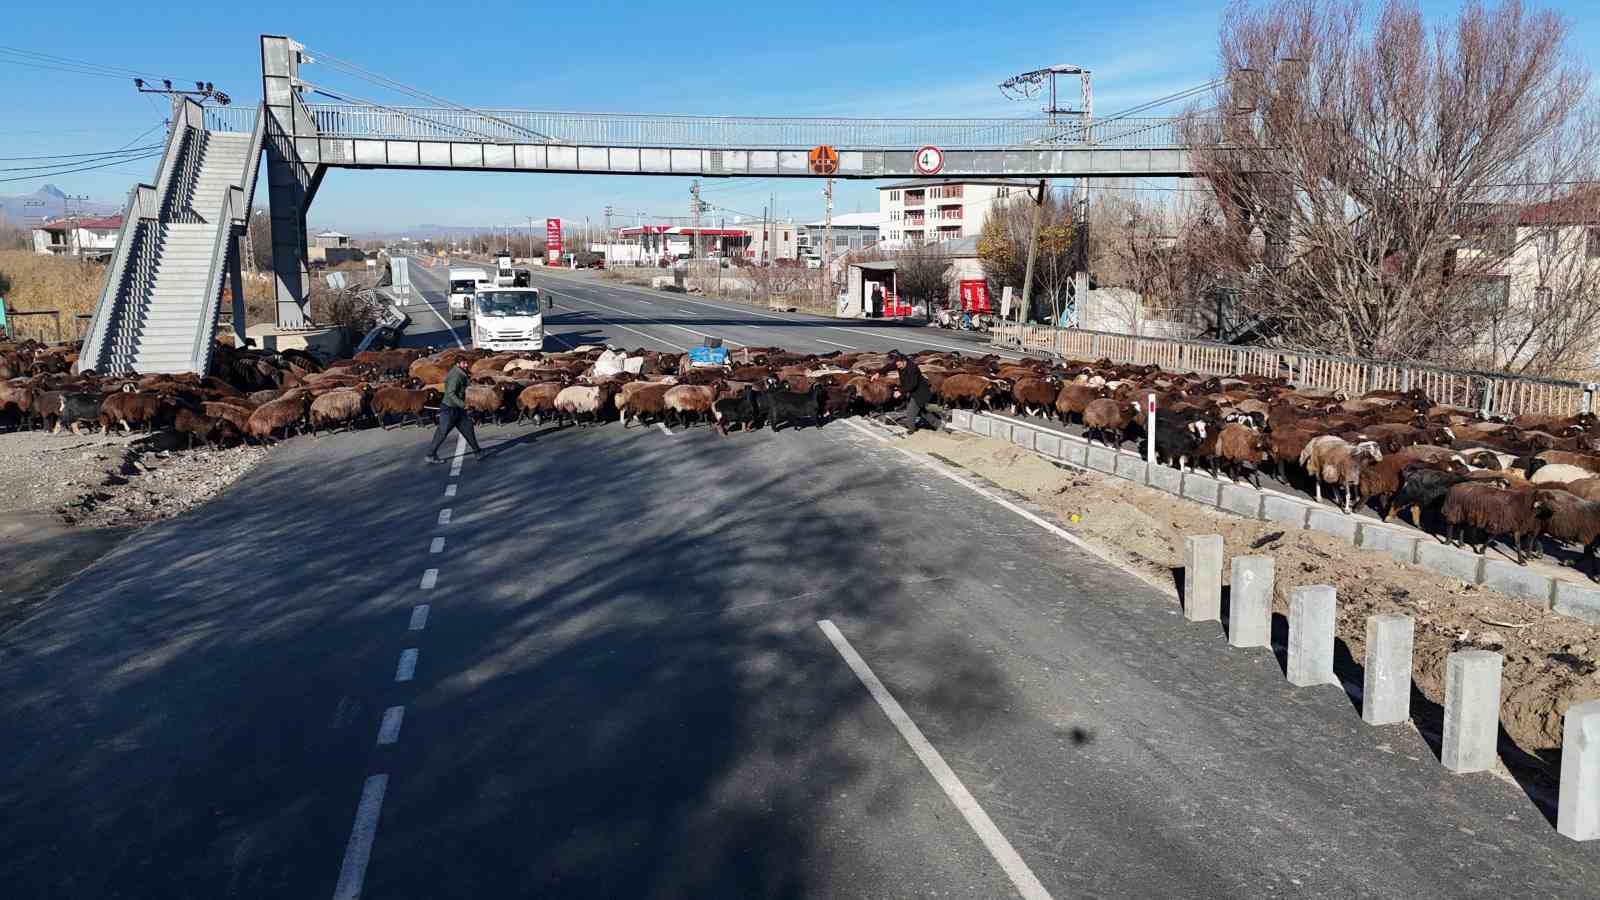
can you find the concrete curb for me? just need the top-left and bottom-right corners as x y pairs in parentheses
(948, 410), (1590, 625)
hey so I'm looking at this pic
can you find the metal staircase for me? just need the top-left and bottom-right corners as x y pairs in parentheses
(78, 99), (264, 375)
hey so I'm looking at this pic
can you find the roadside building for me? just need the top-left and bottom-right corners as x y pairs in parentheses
(309, 230), (364, 266)
(30, 215), (122, 260)
(798, 211), (884, 259)
(840, 236), (987, 318)
(878, 179), (1033, 248)
(607, 222), (797, 266)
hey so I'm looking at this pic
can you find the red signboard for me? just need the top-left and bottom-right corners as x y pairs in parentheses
(545, 217), (562, 261)
(959, 279), (991, 313)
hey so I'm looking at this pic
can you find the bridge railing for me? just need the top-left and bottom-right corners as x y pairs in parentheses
(990, 322), (1597, 419)
(298, 104), (1200, 150)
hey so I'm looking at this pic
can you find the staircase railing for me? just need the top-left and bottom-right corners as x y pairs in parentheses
(77, 101), (193, 373)
(190, 104), (266, 373)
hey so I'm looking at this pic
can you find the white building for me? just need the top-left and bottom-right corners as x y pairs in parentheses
(609, 222), (798, 266)
(31, 215), (122, 260)
(877, 179), (1033, 248)
(799, 211), (884, 258)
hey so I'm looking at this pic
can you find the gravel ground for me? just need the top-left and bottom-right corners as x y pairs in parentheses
(0, 429), (267, 634)
(903, 427), (1600, 777)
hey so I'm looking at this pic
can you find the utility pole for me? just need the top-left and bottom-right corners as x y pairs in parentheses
(527, 216), (535, 261)
(1019, 179), (1047, 325)
(603, 205), (613, 259)
(822, 177), (834, 305)
(690, 180), (703, 262)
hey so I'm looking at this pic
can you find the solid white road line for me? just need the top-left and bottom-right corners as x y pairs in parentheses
(395, 649), (418, 682)
(656, 422), (675, 437)
(376, 706), (405, 746)
(414, 286), (465, 350)
(429, 537), (445, 554)
(331, 773), (388, 900)
(817, 620), (1053, 900)
(419, 568), (438, 590)
(444, 484), (456, 497)
(546, 289), (690, 351)
(437, 509), (452, 525)
(838, 418), (1177, 599)
(816, 338), (858, 350)
(409, 604), (430, 631)
(573, 292), (746, 347)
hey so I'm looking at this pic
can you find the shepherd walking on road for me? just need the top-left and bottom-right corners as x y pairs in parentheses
(426, 358), (483, 464)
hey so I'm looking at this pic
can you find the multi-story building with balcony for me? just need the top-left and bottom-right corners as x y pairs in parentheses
(877, 178), (1033, 248)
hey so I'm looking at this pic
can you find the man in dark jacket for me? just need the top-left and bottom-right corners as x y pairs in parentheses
(892, 352), (933, 433)
(426, 358), (483, 463)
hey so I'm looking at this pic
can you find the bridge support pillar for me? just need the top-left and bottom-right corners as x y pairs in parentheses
(261, 35), (324, 331)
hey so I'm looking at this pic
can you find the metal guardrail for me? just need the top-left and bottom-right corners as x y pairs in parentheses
(991, 322), (1596, 418)
(288, 104), (1201, 150)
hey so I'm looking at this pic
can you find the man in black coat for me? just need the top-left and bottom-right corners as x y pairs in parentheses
(892, 352), (933, 433)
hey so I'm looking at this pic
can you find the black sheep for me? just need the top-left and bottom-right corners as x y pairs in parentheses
(765, 384), (825, 432)
(1383, 465), (1491, 527)
(56, 392), (103, 434)
(712, 387), (760, 435)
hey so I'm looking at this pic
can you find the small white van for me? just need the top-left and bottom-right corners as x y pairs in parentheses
(447, 266), (492, 319)
(470, 287), (545, 352)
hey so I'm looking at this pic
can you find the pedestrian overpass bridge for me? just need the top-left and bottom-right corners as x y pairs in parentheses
(77, 33), (1221, 375)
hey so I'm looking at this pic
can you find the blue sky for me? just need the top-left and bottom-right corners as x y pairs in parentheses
(3, 0), (1596, 236)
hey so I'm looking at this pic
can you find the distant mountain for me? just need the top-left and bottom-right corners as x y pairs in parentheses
(0, 184), (121, 227)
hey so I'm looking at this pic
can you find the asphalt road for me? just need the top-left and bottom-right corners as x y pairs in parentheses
(2, 274), (1598, 898)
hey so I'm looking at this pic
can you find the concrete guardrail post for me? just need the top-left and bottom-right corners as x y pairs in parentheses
(1361, 614), (1413, 726)
(1559, 700), (1600, 841)
(1228, 555), (1274, 648)
(1441, 650), (1503, 774)
(1287, 585), (1337, 686)
(1183, 535), (1224, 622)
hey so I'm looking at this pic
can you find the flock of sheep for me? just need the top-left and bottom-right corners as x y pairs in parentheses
(940, 356), (1600, 578)
(7, 334), (1600, 578)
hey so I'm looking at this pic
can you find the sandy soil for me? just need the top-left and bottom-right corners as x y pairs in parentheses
(904, 428), (1600, 762)
(0, 429), (266, 634)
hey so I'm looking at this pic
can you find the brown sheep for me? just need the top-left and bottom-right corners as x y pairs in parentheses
(1082, 398), (1137, 448)
(464, 384), (512, 423)
(1360, 444), (1465, 512)
(309, 388), (371, 434)
(1534, 450), (1600, 474)
(619, 383), (673, 427)
(173, 406), (237, 450)
(203, 400), (255, 432)
(372, 387), (440, 428)
(0, 382), (35, 430)
(1531, 489), (1600, 578)
(1061, 384), (1114, 429)
(1213, 422), (1271, 488)
(98, 389), (166, 434)
(1565, 478), (1600, 502)
(516, 383), (564, 424)
(937, 374), (1004, 411)
(664, 384), (718, 427)
(243, 393), (310, 443)
(409, 358), (450, 384)
(847, 376), (896, 414)
(1441, 482), (1553, 565)
(1010, 376), (1058, 417)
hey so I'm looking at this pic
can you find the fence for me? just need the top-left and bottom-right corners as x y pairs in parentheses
(991, 322), (1596, 418)
(6, 309), (92, 345)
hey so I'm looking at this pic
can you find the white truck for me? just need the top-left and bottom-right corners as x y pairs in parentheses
(469, 287), (545, 352)
(447, 266), (492, 320)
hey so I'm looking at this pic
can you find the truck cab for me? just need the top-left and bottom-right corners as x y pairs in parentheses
(469, 287), (545, 352)
(447, 266), (491, 320)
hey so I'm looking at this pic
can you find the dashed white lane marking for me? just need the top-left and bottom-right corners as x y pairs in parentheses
(409, 604), (430, 631)
(448, 436), (466, 476)
(568, 291), (743, 347)
(816, 338), (858, 350)
(419, 568), (438, 590)
(413, 284), (465, 350)
(444, 484), (457, 497)
(331, 773), (388, 900)
(838, 418), (1176, 599)
(656, 422), (675, 437)
(395, 649), (418, 682)
(437, 509), (452, 525)
(542, 288), (689, 351)
(429, 537), (445, 554)
(817, 620), (1053, 900)
(376, 706), (405, 746)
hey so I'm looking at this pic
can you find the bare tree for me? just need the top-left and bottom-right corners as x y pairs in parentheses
(1186, 0), (1599, 362)
(895, 241), (951, 308)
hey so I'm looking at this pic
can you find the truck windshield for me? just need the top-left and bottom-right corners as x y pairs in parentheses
(476, 292), (540, 317)
(449, 279), (476, 294)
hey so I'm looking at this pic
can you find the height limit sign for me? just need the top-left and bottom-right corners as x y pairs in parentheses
(914, 145), (944, 175)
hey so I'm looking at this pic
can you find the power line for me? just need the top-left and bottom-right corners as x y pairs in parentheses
(0, 150), (162, 184)
(0, 45), (184, 82)
(0, 144), (161, 163)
